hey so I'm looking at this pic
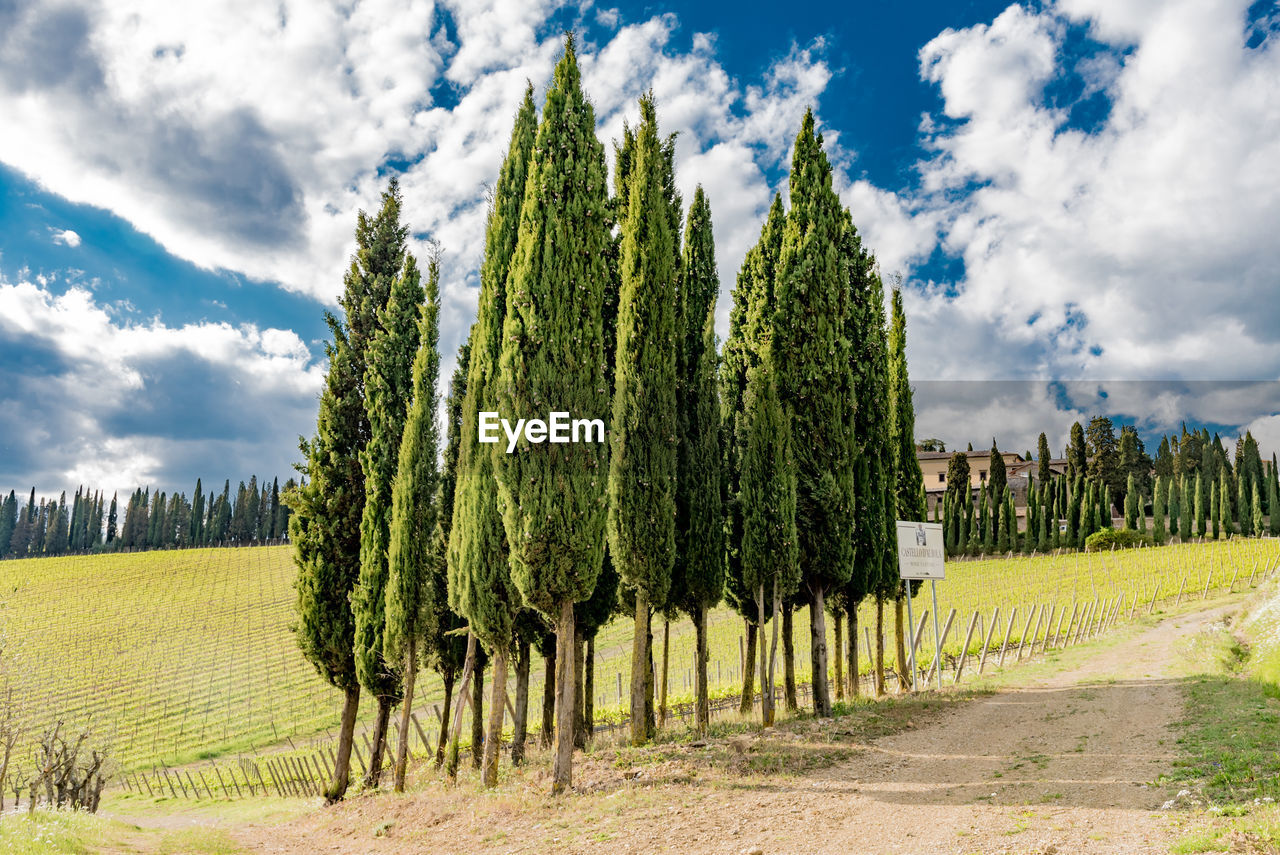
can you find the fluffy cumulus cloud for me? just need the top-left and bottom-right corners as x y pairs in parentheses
(883, 0), (1280, 453)
(0, 275), (325, 496)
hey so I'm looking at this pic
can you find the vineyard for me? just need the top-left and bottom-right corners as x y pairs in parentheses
(0, 538), (1276, 798)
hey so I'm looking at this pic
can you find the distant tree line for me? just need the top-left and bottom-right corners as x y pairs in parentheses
(940, 417), (1276, 556)
(0, 475), (297, 559)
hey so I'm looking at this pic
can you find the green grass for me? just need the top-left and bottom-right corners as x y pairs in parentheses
(0, 808), (132, 854)
(0, 538), (1274, 788)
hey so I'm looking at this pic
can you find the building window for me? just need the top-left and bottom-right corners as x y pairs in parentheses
(937, 472), (945, 483)
(979, 470), (987, 482)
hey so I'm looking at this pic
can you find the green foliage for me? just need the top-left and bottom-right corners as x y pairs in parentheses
(353, 181), (423, 701)
(385, 253), (442, 667)
(671, 186), (725, 619)
(1083, 529), (1152, 551)
(738, 353), (799, 605)
(449, 86), (537, 652)
(847, 225), (891, 604)
(1036, 433), (1051, 485)
(496, 37), (612, 615)
(607, 93), (679, 608)
(1067, 422), (1087, 484)
(721, 195), (785, 622)
(1124, 472), (1139, 530)
(772, 110), (856, 598)
(1179, 475), (1193, 541)
(1153, 474), (1167, 544)
(987, 442), (1007, 502)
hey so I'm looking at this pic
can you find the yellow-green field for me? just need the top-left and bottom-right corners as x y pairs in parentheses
(0, 538), (1276, 786)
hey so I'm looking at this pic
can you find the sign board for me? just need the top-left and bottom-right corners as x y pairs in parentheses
(896, 520), (945, 580)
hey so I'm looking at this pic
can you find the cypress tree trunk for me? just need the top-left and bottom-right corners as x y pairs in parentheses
(584, 636), (595, 741)
(435, 673), (453, 770)
(552, 599), (575, 794)
(657, 617), (671, 730)
(739, 619), (757, 715)
(782, 605), (798, 710)
(874, 596), (886, 695)
(393, 640), (416, 793)
(573, 635), (586, 750)
(757, 585), (771, 726)
(895, 595), (909, 692)
(541, 647), (555, 748)
(694, 607), (709, 734)
(471, 660), (485, 770)
(810, 587), (831, 716)
(364, 695), (392, 789)
(850, 609), (859, 698)
(511, 641), (530, 765)
(646, 625), (657, 739)
(630, 592), (649, 746)
(446, 634), (477, 779)
(482, 647), (507, 787)
(833, 609), (844, 701)
(327, 685), (360, 803)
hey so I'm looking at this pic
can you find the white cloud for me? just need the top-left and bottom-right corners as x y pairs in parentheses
(0, 276), (325, 496)
(50, 228), (81, 248)
(899, 0), (1280, 392)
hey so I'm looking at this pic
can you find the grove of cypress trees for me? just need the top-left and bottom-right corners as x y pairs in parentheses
(739, 352), (799, 727)
(771, 110), (856, 717)
(494, 36), (612, 794)
(670, 187), (724, 734)
(449, 87), (537, 787)
(384, 253), (441, 793)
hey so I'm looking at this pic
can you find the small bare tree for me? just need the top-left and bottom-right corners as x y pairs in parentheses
(0, 689), (25, 811)
(31, 721), (111, 813)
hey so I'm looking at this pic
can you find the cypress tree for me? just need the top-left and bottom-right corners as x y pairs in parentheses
(1269, 462), (1279, 536)
(1067, 422), (1087, 484)
(771, 110), (856, 717)
(384, 252), (442, 792)
(289, 177), (406, 802)
(352, 180), (423, 788)
(493, 36), (612, 794)
(1067, 476), (1083, 548)
(1153, 474), (1167, 544)
(449, 87), (537, 786)
(1194, 472), (1206, 539)
(1211, 481), (1220, 539)
(1037, 432), (1051, 486)
(608, 94), (679, 747)
(887, 287), (925, 687)
(988, 442), (1007, 502)
(1178, 476), (1192, 541)
(1238, 475), (1253, 537)
(849, 256), (893, 693)
(739, 352), (799, 727)
(669, 186), (723, 734)
(0, 490), (15, 556)
(1252, 482), (1263, 537)
(1220, 474), (1234, 536)
(1125, 473), (1139, 530)
(996, 488), (1010, 553)
(105, 492), (117, 545)
(720, 195), (784, 716)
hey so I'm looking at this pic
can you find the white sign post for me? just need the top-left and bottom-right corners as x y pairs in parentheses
(897, 521), (945, 691)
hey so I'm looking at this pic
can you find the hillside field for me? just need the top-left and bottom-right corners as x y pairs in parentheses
(0, 538), (1275, 781)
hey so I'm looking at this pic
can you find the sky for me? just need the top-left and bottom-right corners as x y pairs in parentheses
(1, 0), (1279, 499)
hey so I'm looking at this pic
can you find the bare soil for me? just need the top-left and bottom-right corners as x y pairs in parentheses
(225, 603), (1237, 854)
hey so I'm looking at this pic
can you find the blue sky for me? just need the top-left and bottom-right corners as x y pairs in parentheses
(1, 0), (1278, 498)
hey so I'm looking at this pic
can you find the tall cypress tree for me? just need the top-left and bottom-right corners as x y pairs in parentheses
(384, 252), (441, 793)
(1125, 473), (1139, 530)
(1153, 474), (1167, 544)
(1238, 474), (1253, 537)
(721, 194), (785, 713)
(448, 87), (537, 787)
(494, 36), (612, 794)
(1037, 432), (1051, 486)
(772, 110), (856, 717)
(1067, 422), (1087, 484)
(0, 490), (16, 556)
(289, 179), (405, 802)
(1178, 476), (1193, 541)
(352, 180), (423, 788)
(846, 226), (891, 694)
(1269, 461), (1279, 536)
(1194, 472), (1206, 539)
(988, 442), (1007, 502)
(608, 94), (679, 747)
(888, 287), (926, 683)
(739, 351), (799, 727)
(669, 186), (723, 734)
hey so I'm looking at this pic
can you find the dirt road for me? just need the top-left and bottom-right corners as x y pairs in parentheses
(235, 603), (1236, 854)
